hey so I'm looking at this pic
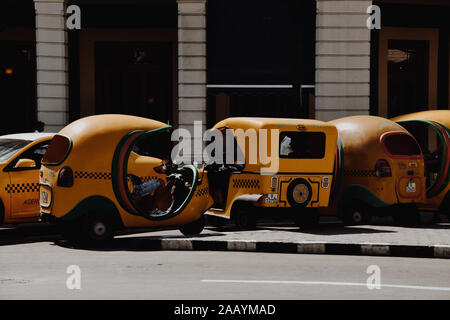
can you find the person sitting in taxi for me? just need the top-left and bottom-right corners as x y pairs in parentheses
(132, 178), (161, 197)
(128, 174), (174, 217)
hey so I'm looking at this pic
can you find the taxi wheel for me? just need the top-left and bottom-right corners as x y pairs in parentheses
(58, 221), (83, 243)
(292, 208), (319, 229)
(0, 200), (4, 225)
(393, 205), (420, 226)
(206, 215), (228, 228)
(440, 192), (450, 217)
(342, 202), (370, 225)
(179, 215), (205, 236)
(287, 179), (312, 208)
(233, 203), (257, 231)
(81, 212), (114, 244)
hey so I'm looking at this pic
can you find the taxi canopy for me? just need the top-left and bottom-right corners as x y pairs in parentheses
(44, 114), (171, 170)
(392, 110), (450, 130)
(331, 116), (421, 170)
(211, 117), (338, 174)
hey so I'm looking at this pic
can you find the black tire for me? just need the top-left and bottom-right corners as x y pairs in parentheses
(233, 203), (257, 231)
(81, 212), (115, 245)
(206, 215), (228, 228)
(393, 205), (420, 226)
(292, 208), (319, 229)
(58, 220), (83, 243)
(287, 178), (312, 208)
(0, 200), (4, 225)
(439, 192), (450, 217)
(179, 215), (205, 236)
(341, 201), (371, 225)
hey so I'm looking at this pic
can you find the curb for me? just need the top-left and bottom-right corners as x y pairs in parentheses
(128, 238), (450, 259)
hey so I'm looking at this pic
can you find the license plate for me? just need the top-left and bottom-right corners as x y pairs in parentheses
(41, 190), (48, 204)
(265, 193), (278, 204)
(406, 182), (416, 193)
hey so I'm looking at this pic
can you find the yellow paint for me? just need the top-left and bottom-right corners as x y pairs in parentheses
(327, 116), (427, 213)
(39, 114), (214, 229)
(0, 136), (53, 224)
(207, 117), (338, 219)
(393, 110), (450, 212)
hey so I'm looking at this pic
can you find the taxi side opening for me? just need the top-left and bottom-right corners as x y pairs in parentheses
(124, 130), (198, 221)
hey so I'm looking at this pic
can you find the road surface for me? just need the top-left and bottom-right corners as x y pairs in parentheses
(0, 239), (449, 299)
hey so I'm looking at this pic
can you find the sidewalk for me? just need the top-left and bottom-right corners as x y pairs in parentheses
(2, 216), (449, 259)
(115, 217), (450, 259)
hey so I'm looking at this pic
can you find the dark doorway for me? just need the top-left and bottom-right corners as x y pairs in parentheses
(0, 41), (36, 135)
(94, 42), (173, 124)
(387, 40), (429, 118)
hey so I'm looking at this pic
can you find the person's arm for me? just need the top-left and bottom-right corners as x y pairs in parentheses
(133, 179), (161, 197)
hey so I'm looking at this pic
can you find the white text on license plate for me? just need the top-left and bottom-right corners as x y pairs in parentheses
(406, 182), (416, 193)
(42, 190), (48, 203)
(265, 193), (278, 204)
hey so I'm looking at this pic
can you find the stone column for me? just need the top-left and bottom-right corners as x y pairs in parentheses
(34, 0), (68, 132)
(177, 0), (207, 163)
(315, 0), (372, 121)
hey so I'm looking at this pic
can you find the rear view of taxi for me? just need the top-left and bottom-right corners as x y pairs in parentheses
(326, 116), (427, 225)
(39, 115), (213, 244)
(0, 133), (54, 225)
(392, 110), (450, 216)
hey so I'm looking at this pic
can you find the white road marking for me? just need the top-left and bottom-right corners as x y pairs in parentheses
(201, 280), (450, 292)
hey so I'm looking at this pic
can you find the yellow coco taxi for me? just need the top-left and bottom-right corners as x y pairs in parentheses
(39, 115), (213, 244)
(392, 110), (450, 216)
(0, 133), (54, 225)
(204, 117), (339, 229)
(323, 116), (427, 225)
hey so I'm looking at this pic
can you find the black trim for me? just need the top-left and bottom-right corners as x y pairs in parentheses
(308, 178), (320, 205)
(278, 178), (293, 206)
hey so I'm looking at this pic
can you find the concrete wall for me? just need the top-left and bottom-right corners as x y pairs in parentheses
(315, 0), (372, 121)
(177, 0), (207, 162)
(34, 0), (69, 133)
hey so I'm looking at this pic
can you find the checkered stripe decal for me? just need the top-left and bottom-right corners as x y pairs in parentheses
(5, 183), (39, 194)
(232, 179), (260, 189)
(195, 187), (209, 197)
(74, 171), (112, 180)
(343, 169), (376, 177)
(140, 176), (158, 183)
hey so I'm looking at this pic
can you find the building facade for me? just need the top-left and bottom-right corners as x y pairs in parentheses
(0, 0), (448, 135)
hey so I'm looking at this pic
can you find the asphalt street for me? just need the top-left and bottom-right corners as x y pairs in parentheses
(1, 241), (449, 300)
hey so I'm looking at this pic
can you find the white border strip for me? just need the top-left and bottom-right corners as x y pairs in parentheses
(206, 84), (293, 89)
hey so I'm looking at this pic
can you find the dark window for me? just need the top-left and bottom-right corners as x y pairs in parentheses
(279, 132), (326, 159)
(387, 40), (429, 118)
(0, 139), (30, 162)
(95, 42), (173, 124)
(382, 133), (421, 156)
(42, 135), (71, 164)
(132, 130), (172, 160)
(4, 140), (50, 170)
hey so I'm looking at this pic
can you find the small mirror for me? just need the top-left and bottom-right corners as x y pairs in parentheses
(14, 158), (36, 169)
